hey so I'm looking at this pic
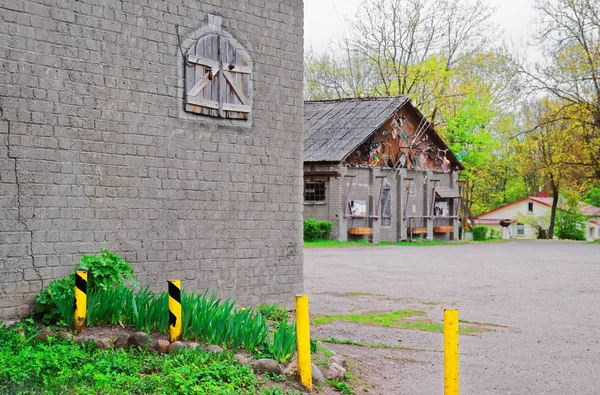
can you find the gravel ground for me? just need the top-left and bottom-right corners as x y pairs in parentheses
(304, 240), (600, 395)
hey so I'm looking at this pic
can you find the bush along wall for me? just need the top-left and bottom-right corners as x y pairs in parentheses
(303, 218), (333, 241)
(33, 250), (297, 364)
(472, 226), (488, 241)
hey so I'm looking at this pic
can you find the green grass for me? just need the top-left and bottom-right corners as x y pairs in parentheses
(313, 310), (425, 327)
(0, 322), (259, 395)
(304, 239), (464, 248)
(314, 337), (439, 352)
(312, 310), (481, 334)
(0, 321), (312, 395)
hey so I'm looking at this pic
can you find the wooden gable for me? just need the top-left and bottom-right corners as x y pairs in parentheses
(343, 106), (453, 172)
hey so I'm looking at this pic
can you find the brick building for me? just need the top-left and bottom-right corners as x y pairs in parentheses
(0, 0), (304, 320)
(303, 97), (463, 242)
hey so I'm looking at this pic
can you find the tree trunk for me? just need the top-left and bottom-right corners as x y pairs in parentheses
(548, 187), (559, 239)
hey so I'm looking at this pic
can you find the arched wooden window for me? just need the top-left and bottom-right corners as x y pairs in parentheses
(184, 15), (251, 119)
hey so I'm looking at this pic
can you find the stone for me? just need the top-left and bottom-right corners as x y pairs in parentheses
(127, 332), (149, 349)
(283, 359), (299, 379)
(95, 338), (112, 350)
(234, 354), (250, 365)
(206, 345), (223, 353)
(35, 328), (53, 342)
(252, 358), (283, 375)
(168, 341), (184, 353)
(329, 354), (348, 369)
(157, 339), (170, 354)
(113, 334), (130, 349)
(311, 363), (325, 385)
(323, 362), (346, 381)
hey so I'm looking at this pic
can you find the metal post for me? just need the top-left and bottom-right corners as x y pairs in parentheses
(444, 309), (459, 395)
(74, 271), (87, 333)
(168, 280), (182, 343)
(296, 295), (312, 391)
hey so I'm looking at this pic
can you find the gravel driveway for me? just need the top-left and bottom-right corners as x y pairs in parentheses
(304, 241), (600, 395)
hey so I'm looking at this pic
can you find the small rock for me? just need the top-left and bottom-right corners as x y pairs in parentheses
(128, 332), (149, 349)
(283, 359), (299, 378)
(252, 358), (283, 375)
(206, 345), (223, 353)
(113, 334), (130, 349)
(234, 354), (250, 365)
(168, 341), (184, 353)
(323, 362), (346, 380)
(311, 363), (325, 385)
(329, 354), (348, 369)
(73, 335), (94, 345)
(35, 328), (53, 342)
(157, 339), (170, 354)
(95, 338), (112, 350)
(186, 342), (200, 349)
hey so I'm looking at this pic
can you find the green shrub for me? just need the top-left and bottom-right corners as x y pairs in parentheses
(304, 218), (333, 241)
(34, 249), (138, 325)
(472, 226), (488, 241)
(487, 228), (501, 240)
(555, 209), (586, 240)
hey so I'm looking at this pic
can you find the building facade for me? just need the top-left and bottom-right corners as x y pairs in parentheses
(475, 195), (600, 241)
(0, 0), (304, 320)
(303, 97), (463, 242)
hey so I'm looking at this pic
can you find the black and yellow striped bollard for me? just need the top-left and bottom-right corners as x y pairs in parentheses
(168, 280), (182, 342)
(74, 271), (88, 333)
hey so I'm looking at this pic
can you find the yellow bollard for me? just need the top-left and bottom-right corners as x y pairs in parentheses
(168, 280), (182, 343)
(444, 309), (459, 395)
(74, 271), (87, 333)
(296, 294), (312, 392)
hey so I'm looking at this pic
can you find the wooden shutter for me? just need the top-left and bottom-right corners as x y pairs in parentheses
(185, 32), (251, 119)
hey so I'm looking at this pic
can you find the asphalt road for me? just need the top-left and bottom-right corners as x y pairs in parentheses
(304, 241), (600, 395)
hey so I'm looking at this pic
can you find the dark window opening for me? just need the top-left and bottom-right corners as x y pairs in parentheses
(304, 181), (326, 202)
(381, 183), (392, 226)
(528, 202), (534, 213)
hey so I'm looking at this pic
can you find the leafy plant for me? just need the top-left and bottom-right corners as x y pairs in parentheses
(257, 303), (290, 323)
(329, 379), (355, 394)
(267, 320), (297, 364)
(304, 218), (333, 241)
(78, 249), (138, 293)
(0, 325), (261, 394)
(34, 250), (138, 326)
(34, 276), (75, 325)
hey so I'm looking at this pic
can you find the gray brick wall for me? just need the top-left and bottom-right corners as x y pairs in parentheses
(0, 0), (304, 320)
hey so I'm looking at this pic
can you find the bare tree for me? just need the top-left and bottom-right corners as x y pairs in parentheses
(527, 0), (600, 178)
(304, 0), (496, 124)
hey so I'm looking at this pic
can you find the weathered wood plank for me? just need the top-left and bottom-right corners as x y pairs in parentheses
(223, 70), (248, 105)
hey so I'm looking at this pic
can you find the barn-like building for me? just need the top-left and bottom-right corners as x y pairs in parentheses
(303, 97), (464, 242)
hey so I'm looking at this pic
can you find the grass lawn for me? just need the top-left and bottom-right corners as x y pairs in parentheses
(304, 239), (466, 248)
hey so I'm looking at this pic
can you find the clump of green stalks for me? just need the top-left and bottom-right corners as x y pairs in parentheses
(52, 285), (297, 363)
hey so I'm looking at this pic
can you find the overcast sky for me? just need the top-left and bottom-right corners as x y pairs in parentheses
(304, 0), (536, 53)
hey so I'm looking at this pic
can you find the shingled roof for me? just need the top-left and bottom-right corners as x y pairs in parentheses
(304, 96), (410, 163)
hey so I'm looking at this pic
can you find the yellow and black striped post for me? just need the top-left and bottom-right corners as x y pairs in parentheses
(168, 280), (182, 343)
(74, 271), (87, 333)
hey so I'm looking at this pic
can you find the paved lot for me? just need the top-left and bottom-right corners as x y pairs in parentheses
(304, 241), (600, 395)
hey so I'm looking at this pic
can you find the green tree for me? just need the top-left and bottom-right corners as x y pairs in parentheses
(445, 94), (496, 222)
